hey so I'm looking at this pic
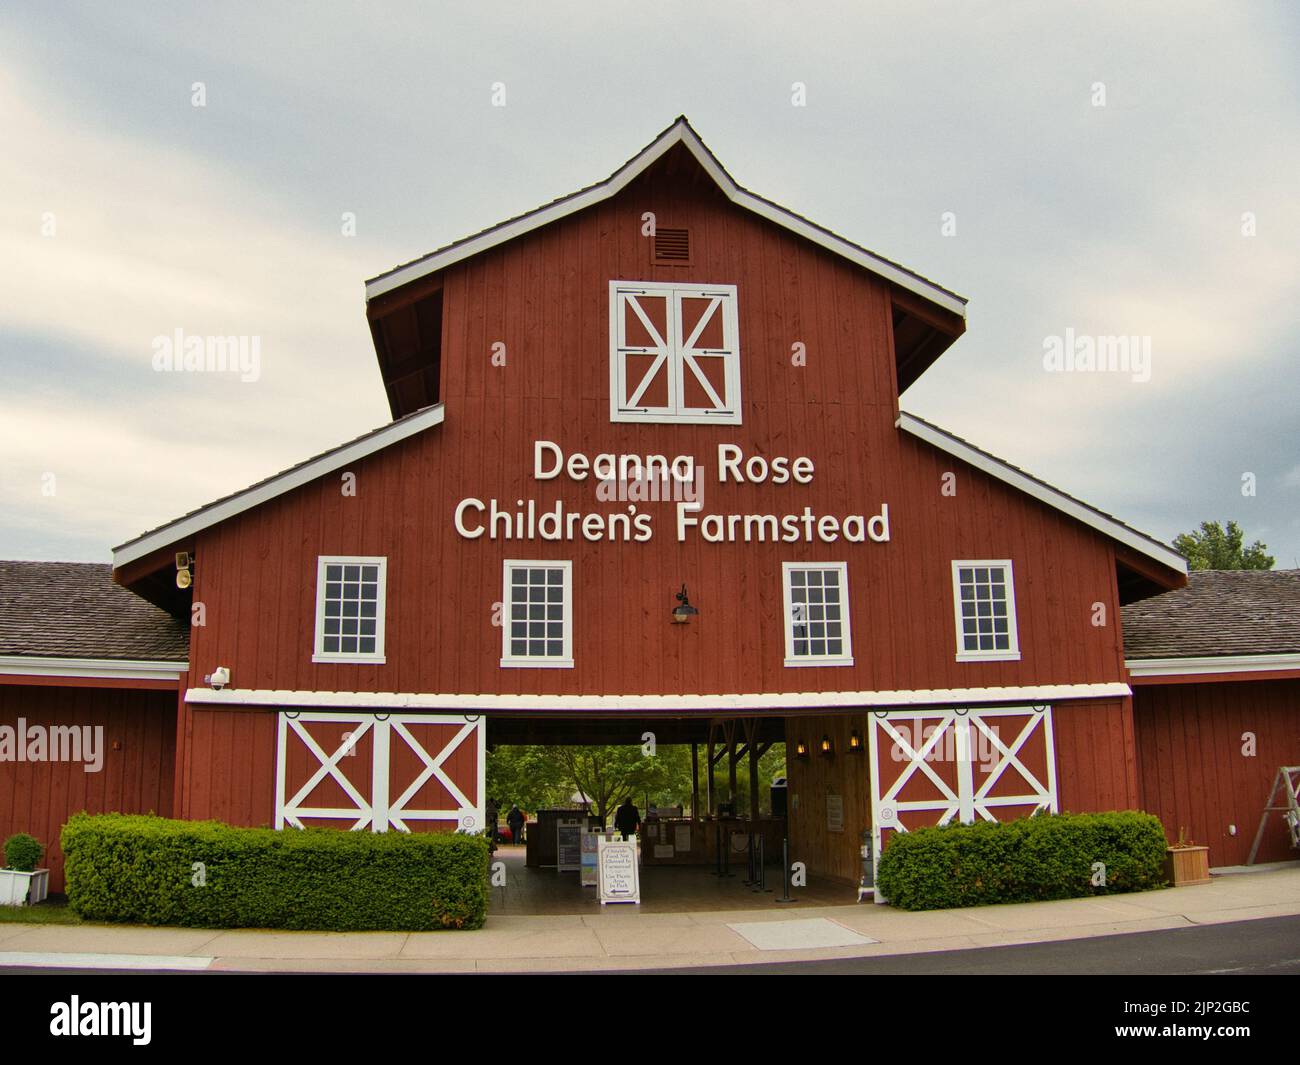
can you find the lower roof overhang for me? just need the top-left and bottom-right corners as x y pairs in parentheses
(0, 656), (188, 690)
(1126, 653), (1300, 685)
(185, 681), (1131, 715)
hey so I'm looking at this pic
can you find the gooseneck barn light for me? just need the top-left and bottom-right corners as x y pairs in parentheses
(671, 584), (699, 624)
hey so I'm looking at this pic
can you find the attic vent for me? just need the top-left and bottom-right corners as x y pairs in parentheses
(652, 227), (692, 265)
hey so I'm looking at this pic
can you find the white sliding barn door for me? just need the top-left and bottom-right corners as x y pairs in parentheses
(275, 712), (485, 833)
(867, 706), (1058, 900)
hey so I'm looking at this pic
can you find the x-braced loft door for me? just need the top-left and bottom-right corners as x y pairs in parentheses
(867, 706), (1058, 899)
(275, 712), (485, 833)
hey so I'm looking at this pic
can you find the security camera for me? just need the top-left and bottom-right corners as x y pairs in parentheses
(204, 666), (231, 691)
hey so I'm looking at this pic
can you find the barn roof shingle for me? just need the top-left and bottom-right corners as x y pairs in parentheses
(0, 560), (189, 662)
(1122, 569), (1300, 660)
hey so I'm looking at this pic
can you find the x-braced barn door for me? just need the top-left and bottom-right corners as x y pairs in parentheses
(867, 706), (1058, 901)
(275, 712), (485, 833)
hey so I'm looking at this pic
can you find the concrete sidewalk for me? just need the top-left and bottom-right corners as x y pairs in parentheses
(2, 864), (1297, 973)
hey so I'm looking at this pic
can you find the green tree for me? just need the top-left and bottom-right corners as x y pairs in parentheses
(556, 744), (676, 821)
(484, 745), (570, 813)
(1173, 520), (1274, 571)
(485, 742), (789, 822)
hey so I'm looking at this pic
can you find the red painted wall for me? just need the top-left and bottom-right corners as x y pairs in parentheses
(177, 160), (1130, 704)
(1053, 697), (1141, 814)
(1133, 679), (1300, 866)
(0, 685), (175, 892)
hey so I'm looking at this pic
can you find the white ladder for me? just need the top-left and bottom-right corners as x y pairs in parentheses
(1246, 766), (1300, 864)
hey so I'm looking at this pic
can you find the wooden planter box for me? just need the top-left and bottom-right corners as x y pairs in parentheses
(1164, 845), (1211, 887)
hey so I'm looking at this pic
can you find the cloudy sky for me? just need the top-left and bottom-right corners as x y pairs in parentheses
(2, 1), (1297, 567)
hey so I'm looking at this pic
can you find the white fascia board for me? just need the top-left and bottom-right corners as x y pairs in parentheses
(113, 405), (444, 568)
(364, 122), (967, 319)
(185, 681), (1130, 712)
(0, 656), (189, 682)
(898, 413), (1188, 577)
(1126, 653), (1300, 678)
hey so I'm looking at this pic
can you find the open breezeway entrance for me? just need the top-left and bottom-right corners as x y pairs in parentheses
(266, 704), (1067, 913)
(480, 713), (819, 914)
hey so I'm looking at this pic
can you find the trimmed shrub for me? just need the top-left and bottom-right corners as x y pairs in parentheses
(3, 833), (44, 872)
(876, 810), (1168, 911)
(61, 814), (489, 931)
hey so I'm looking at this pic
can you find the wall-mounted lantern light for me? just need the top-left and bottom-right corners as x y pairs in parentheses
(794, 739), (809, 759)
(819, 734), (834, 758)
(848, 729), (863, 753)
(671, 584), (699, 624)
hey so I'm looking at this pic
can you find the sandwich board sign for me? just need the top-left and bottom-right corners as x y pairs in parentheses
(597, 834), (641, 905)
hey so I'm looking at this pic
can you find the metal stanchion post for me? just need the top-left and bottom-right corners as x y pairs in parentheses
(776, 836), (797, 903)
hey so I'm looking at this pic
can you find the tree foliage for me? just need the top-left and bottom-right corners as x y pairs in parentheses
(1173, 520), (1274, 571)
(485, 742), (788, 820)
(484, 746), (570, 812)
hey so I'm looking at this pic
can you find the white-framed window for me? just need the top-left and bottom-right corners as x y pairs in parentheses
(313, 556), (387, 664)
(782, 562), (853, 667)
(609, 280), (741, 424)
(501, 560), (574, 668)
(951, 560), (1021, 662)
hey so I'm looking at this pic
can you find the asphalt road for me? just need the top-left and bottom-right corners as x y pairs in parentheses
(637, 914), (1300, 975)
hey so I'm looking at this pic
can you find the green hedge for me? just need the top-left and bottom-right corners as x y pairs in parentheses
(61, 814), (489, 931)
(876, 811), (1168, 911)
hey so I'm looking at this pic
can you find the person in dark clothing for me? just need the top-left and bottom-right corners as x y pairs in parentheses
(485, 798), (500, 843)
(506, 804), (526, 845)
(613, 798), (641, 840)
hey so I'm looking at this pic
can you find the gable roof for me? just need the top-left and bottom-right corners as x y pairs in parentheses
(364, 116), (967, 319)
(898, 412), (1188, 581)
(1123, 569), (1300, 662)
(112, 403), (445, 569)
(0, 561), (189, 665)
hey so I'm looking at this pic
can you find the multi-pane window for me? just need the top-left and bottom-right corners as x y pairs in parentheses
(313, 556), (386, 663)
(782, 562), (853, 667)
(951, 560), (1020, 661)
(501, 560), (573, 668)
(609, 280), (741, 425)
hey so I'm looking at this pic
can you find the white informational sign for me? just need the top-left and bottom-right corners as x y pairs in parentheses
(674, 824), (691, 852)
(654, 844), (674, 859)
(827, 795), (844, 833)
(598, 835), (641, 905)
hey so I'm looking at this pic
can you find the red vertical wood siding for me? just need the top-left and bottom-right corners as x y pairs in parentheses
(0, 685), (175, 892)
(1052, 697), (1141, 814)
(179, 156), (1130, 704)
(1133, 679), (1300, 866)
(179, 708), (276, 826)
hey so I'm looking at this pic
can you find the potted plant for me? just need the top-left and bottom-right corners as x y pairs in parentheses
(1163, 827), (1211, 887)
(0, 833), (50, 906)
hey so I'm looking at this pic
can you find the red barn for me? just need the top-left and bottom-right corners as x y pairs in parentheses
(3, 118), (1297, 895)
